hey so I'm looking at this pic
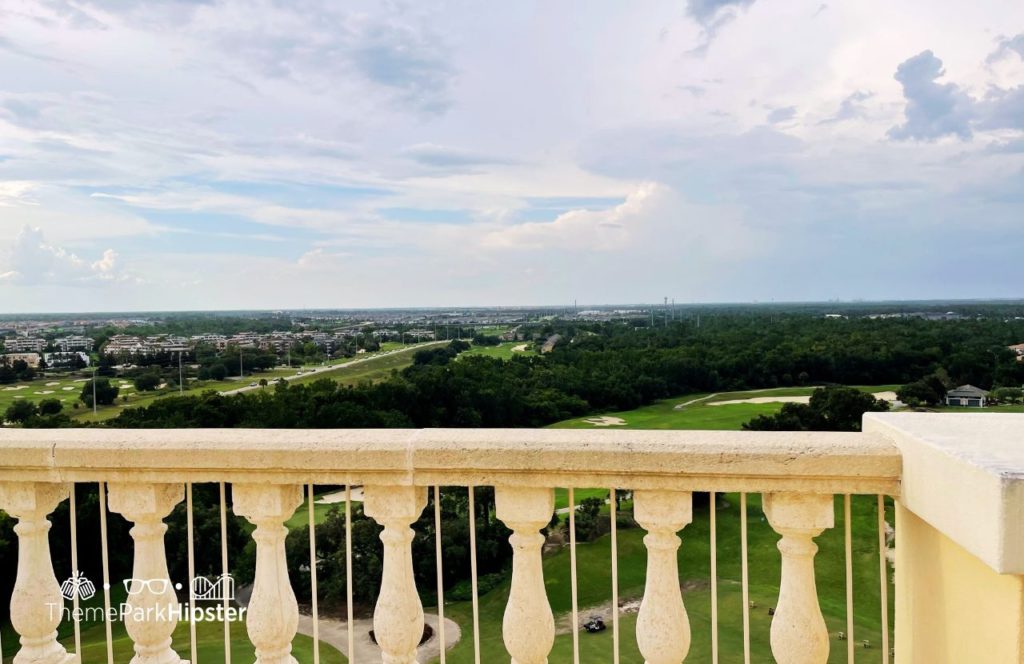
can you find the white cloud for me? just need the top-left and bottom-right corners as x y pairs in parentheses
(482, 183), (665, 251)
(1, 0), (1023, 310)
(0, 226), (131, 286)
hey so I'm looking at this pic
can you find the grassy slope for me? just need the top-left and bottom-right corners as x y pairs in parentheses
(70, 343), (441, 423)
(550, 385), (903, 431)
(0, 376), (88, 412)
(459, 342), (536, 361)
(286, 344), (438, 388)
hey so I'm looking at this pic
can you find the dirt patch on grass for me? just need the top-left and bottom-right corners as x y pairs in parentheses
(584, 416), (627, 426)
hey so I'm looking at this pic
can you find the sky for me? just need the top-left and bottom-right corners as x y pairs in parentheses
(0, 0), (1023, 312)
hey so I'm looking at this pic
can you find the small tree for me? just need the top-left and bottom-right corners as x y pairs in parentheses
(134, 372), (161, 391)
(5, 400), (38, 423)
(37, 398), (63, 416)
(564, 497), (607, 542)
(80, 377), (120, 407)
(993, 387), (1024, 405)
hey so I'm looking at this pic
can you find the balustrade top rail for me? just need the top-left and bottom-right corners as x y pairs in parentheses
(0, 428), (901, 494)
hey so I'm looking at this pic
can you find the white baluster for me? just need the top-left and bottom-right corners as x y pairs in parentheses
(107, 482), (187, 664)
(634, 490), (692, 664)
(233, 484), (303, 664)
(0, 482), (76, 664)
(363, 485), (427, 664)
(763, 493), (834, 664)
(495, 487), (555, 664)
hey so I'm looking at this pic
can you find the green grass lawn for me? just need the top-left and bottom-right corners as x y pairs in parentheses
(435, 492), (893, 663)
(550, 396), (785, 430)
(0, 375), (93, 413)
(287, 492), (347, 529)
(70, 367), (299, 423)
(68, 343), (443, 423)
(550, 385), (903, 431)
(287, 343), (444, 389)
(939, 404), (1024, 413)
(554, 488), (609, 511)
(459, 342), (536, 361)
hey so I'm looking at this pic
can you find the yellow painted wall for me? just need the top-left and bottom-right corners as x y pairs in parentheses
(896, 502), (1024, 663)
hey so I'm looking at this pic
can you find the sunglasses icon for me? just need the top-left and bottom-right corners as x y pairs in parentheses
(122, 579), (173, 595)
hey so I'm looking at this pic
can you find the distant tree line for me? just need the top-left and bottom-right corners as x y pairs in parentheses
(94, 315), (1024, 429)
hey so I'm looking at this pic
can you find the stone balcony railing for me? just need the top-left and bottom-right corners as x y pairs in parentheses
(0, 412), (1021, 663)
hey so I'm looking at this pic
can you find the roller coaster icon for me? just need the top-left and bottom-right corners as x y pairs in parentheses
(190, 574), (235, 601)
(58, 571), (234, 602)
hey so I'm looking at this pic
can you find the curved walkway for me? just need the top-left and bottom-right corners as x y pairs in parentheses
(295, 612), (461, 663)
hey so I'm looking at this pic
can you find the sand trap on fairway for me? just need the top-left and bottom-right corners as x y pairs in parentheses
(512, 344), (528, 352)
(35, 390), (54, 395)
(3, 385), (28, 391)
(46, 381), (60, 386)
(709, 390), (899, 407)
(710, 396), (812, 406)
(317, 487), (365, 503)
(62, 386), (75, 391)
(584, 416), (627, 426)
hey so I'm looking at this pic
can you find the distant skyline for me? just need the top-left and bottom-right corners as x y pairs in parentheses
(1, 0), (1023, 313)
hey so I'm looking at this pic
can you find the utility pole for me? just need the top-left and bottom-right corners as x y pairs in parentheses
(179, 352), (184, 393)
(239, 346), (244, 378)
(92, 366), (97, 415)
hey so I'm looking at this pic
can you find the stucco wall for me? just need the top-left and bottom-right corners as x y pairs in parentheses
(896, 502), (1024, 663)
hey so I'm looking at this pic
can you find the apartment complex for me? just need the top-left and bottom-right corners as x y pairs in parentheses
(2, 337), (46, 353)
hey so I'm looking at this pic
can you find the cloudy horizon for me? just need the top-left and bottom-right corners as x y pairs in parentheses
(1, 0), (1023, 313)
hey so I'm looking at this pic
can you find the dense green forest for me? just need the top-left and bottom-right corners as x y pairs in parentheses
(102, 314), (1024, 429)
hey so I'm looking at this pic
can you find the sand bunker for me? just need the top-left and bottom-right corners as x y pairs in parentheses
(584, 416), (627, 426)
(62, 386), (75, 391)
(35, 390), (54, 395)
(3, 385), (28, 391)
(709, 390), (898, 407)
(512, 344), (528, 352)
(46, 381), (60, 386)
(709, 396), (813, 406)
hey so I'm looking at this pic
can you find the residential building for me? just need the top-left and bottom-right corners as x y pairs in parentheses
(3, 337), (46, 353)
(945, 384), (989, 407)
(43, 352), (90, 369)
(1, 352), (41, 368)
(1009, 343), (1024, 362)
(56, 336), (94, 353)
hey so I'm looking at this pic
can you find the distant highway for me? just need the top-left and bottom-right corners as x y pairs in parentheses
(218, 341), (448, 396)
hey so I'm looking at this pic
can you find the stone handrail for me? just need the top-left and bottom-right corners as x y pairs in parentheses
(0, 428), (901, 494)
(3, 416), (1024, 663)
